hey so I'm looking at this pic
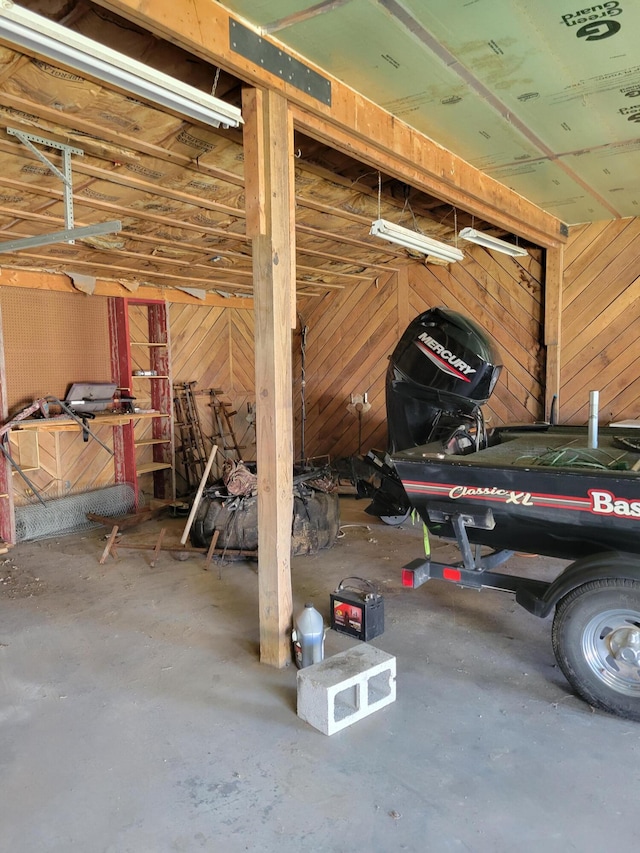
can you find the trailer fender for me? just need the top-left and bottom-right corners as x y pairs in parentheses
(522, 552), (640, 618)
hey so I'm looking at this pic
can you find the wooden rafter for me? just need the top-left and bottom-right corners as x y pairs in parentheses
(93, 0), (566, 248)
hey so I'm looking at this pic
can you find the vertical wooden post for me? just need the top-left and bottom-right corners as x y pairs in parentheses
(396, 264), (410, 337)
(243, 87), (295, 667)
(108, 297), (137, 503)
(0, 300), (16, 544)
(544, 246), (564, 423)
(148, 301), (172, 500)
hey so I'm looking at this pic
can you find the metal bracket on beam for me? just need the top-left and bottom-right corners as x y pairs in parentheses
(0, 221), (123, 253)
(230, 21), (332, 106)
(3, 127), (121, 250)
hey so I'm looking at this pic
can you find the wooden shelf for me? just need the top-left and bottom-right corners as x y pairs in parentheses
(14, 412), (166, 432)
(112, 297), (174, 505)
(136, 461), (172, 475)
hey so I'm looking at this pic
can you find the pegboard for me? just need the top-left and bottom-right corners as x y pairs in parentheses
(0, 288), (111, 413)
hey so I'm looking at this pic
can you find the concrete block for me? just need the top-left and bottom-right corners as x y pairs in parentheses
(297, 644), (396, 735)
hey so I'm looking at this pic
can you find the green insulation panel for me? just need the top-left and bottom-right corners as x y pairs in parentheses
(223, 0), (640, 224)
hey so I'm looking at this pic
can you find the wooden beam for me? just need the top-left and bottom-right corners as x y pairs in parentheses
(243, 88), (295, 668)
(292, 107), (565, 250)
(0, 268), (254, 309)
(0, 299), (16, 544)
(108, 298), (137, 502)
(396, 263), (410, 335)
(93, 0), (566, 248)
(0, 176), (247, 244)
(0, 138), (245, 220)
(0, 91), (245, 187)
(544, 246), (564, 423)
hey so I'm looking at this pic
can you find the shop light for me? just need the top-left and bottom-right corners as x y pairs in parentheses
(0, 3), (242, 129)
(370, 219), (464, 263)
(458, 227), (528, 257)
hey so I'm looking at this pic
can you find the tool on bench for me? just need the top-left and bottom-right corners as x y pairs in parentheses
(0, 395), (114, 504)
(47, 396), (113, 454)
(0, 399), (51, 504)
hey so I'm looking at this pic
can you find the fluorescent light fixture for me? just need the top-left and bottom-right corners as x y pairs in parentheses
(370, 218), (463, 263)
(458, 227), (528, 257)
(0, 3), (242, 129)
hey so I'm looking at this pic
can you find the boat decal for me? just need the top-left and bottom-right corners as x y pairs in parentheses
(401, 480), (639, 519)
(589, 489), (640, 519)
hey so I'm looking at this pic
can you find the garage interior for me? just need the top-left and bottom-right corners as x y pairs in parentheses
(1, 1), (639, 850)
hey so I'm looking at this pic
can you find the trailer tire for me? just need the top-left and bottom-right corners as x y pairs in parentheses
(552, 576), (640, 721)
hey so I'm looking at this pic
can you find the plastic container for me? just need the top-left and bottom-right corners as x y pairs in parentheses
(292, 603), (325, 669)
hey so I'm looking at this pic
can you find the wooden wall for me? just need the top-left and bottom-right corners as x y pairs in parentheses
(560, 217), (640, 425)
(296, 246), (545, 461)
(4, 215), (637, 507)
(0, 287), (116, 505)
(169, 301), (256, 488)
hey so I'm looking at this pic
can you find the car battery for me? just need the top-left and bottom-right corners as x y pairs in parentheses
(330, 576), (384, 641)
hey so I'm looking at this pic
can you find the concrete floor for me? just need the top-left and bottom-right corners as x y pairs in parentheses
(1, 496), (639, 852)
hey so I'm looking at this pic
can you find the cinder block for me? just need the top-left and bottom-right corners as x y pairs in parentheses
(297, 644), (396, 735)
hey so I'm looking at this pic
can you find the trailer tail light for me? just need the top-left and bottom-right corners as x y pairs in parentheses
(401, 568), (415, 587)
(443, 567), (462, 582)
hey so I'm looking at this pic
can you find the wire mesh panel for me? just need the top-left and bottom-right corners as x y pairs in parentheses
(14, 483), (135, 542)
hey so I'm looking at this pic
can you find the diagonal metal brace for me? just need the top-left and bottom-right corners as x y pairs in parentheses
(0, 439), (46, 505)
(46, 397), (114, 456)
(5, 127), (121, 251)
(7, 127), (83, 239)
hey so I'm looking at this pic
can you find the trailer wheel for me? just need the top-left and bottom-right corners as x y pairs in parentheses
(552, 577), (640, 721)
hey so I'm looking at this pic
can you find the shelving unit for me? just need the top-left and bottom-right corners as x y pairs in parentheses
(108, 297), (174, 508)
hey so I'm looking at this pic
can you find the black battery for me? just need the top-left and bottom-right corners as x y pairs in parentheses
(330, 576), (384, 641)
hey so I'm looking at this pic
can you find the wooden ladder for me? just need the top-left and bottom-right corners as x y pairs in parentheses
(206, 388), (244, 463)
(173, 382), (209, 492)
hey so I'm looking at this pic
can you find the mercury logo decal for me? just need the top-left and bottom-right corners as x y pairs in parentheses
(416, 333), (476, 382)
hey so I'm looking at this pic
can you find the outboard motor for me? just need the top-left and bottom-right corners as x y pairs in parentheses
(362, 306), (502, 521)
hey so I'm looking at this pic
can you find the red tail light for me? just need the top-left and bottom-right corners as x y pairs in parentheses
(401, 569), (414, 587)
(443, 567), (462, 582)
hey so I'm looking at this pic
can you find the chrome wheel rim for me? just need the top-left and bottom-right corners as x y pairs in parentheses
(582, 608), (640, 697)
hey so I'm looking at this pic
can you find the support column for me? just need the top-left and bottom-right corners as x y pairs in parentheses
(108, 297), (137, 502)
(544, 246), (564, 423)
(396, 263), (410, 336)
(243, 87), (295, 667)
(0, 300), (16, 544)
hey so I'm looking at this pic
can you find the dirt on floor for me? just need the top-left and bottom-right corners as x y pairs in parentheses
(1, 497), (638, 853)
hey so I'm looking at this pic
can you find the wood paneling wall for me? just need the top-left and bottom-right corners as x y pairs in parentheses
(0, 287), (115, 506)
(296, 248), (545, 460)
(9, 427), (116, 506)
(169, 302), (256, 488)
(8, 216), (639, 506)
(560, 217), (640, 425)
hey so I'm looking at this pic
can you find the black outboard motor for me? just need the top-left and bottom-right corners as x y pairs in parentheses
(363, 306), (502, 521)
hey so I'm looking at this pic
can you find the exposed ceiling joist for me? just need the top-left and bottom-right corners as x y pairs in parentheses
(0, 0), (548, 298)
(92, 0), (565, 247)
